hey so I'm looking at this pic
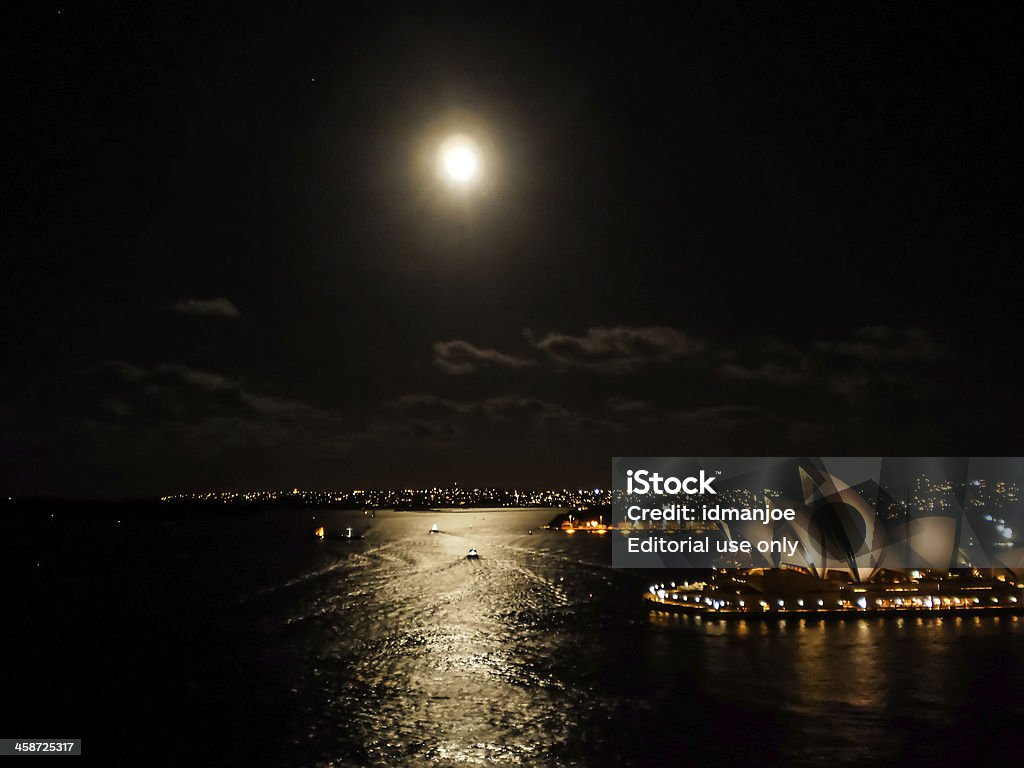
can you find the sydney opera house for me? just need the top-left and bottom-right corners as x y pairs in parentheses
(627, 457), (1024, 616)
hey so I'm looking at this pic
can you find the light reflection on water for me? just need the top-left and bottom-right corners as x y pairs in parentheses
(15, 506), (1024, 766)
(236, 509), (1024, 766)
(263, 509), (619, 766)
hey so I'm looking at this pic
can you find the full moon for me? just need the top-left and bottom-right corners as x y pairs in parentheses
(438, 135), (480, 186)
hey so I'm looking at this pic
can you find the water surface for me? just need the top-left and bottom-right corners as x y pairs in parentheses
(9, 506), (1024, 766)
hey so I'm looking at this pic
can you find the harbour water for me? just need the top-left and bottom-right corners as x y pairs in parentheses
(8, 506), (1024, 766)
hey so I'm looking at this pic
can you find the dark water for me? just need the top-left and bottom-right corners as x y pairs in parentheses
(7, 506), (1024, 766)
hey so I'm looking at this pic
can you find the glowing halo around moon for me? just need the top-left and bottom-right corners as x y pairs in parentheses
(415, 112), (500, 208)
(437, 134), (482, 187)
(440, 140), (479, 184)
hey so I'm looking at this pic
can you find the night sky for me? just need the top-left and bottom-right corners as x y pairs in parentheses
(4, 2), (1023, 497)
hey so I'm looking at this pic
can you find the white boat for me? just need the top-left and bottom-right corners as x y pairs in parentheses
(318, 526), (364, 541)
(430, 523), (439, 533)
(467, 547), (479, 558)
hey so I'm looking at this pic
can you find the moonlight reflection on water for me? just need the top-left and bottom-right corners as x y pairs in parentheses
(9, 507), (1024, 766)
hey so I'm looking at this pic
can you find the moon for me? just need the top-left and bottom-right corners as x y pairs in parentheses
(438, 135), (481, 186)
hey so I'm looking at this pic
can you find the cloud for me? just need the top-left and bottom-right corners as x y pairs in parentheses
(388, 393), (624, 434)
(719, 360), (808, 385)
(432, 340), (535, 374)
(419, 324), (949, 420)
(429, 325), (944, 383)
(815, 326), (946, 363)
(81, 360), (348, 448)
(390, 393), (564, 418)
(714, 326), (949, 404)
(666, 404), (762, 425)
(430, 325), (705, 376)
(170, 297), (241, 318)
(388, 394), (463, 413)
(607, 397), (652, 413)
(531, 326), (705, 373)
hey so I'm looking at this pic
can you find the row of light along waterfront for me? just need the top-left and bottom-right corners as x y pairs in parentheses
(644, 568), (1024, 616)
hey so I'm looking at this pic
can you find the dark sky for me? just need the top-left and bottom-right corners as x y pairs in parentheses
(3, 2), (1023, 497)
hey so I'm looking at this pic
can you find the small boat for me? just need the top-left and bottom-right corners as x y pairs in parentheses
(466, 547), (479, 559)
(321, 526), (365, 541)
(430, 523), (439, 533)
